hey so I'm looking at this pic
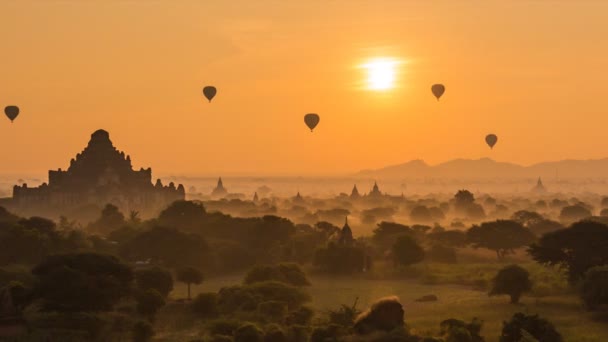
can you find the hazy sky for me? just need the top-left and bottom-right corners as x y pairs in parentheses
(1, 0), (607, 176)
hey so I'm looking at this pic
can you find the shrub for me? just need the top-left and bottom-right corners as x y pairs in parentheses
(264, 324), (287, 342)
(192, 292), (219, 318)
(500, 313), (562, 342)
(391, 235), (425, 266)
(489, 265), (532, 304)
(257, 301), (288, 322)
(135, 267), (173, 298)
(136, 289), (165, 320)
(581, 265), (608, 310)
(244, 264), (310, 286)
(354, 296), (404, 335)
(132, 320), (154, 342)
(440, 318), (484, 342)
(207, 319), (242, 336)
(286, 306), (314, 325)
(234, 323), (264, 342)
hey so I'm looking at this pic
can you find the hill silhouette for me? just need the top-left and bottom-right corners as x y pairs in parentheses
(357, 158), (608, 179)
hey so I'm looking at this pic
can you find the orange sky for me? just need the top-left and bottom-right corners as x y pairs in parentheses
(1, 0), (607, 176)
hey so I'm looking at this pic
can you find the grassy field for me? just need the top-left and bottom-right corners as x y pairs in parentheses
(167, 263), (608, 342)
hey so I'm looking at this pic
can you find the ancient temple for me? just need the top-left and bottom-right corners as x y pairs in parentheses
(368, 181), (383, 197)
(350, 184), (360, 199)
(532, 177), (547, 193)
(211, 177), (228, 197)
(338, 217), (354, 245)
(11, 129), (184, 217)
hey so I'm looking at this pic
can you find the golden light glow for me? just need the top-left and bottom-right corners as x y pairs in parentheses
(362, 58), (399, 91)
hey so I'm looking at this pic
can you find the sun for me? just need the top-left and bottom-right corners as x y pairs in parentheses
(362, 58), (399, 91)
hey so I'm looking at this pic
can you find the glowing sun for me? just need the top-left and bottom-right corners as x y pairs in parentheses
(362, 58), (398, 91)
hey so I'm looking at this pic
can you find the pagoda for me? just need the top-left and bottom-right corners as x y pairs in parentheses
(532, 177), (547, 193)
(211, 177), (228, 197)
(350, 184), (360, 199)
(338, 217), (354, 245)
(368, 181), (383, 197)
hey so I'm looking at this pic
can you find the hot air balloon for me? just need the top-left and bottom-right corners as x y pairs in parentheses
(304, 113), (320, 132)
(485, 134), (498, 149)
(202, 86), (217, 102)
(431, 84), (445, 100)
(4, 106), (19, 123)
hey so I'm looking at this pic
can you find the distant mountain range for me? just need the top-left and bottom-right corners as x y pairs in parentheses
(357, 158), (608, 179)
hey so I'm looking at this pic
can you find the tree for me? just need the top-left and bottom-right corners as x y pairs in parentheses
(313, 243), (366, 274)
(135, 267), (174, 298)
(428, 229), (467, 248)
(454, 190), (475, 213)
(455, 190), (475, 206)
(372, 221), (413, 247)
(119, 226), (208, 268)
(559, 205), (591, 223)
(158, 200), (206, 231)
(136, 289), (165, 321)
(90, 204), (126, 232)
(354, 296), (405, 335)
(527, 219), (563, 236)
(32, 252), (133, 311)
(128, 211), (142, 226)
(244, 263), (310, 287)
(500, 313), (562, 342)
(217, 281), (311, 313)
(132, 320), (154, 342)
(410, 206), (433, 223)
(511, 210), (544, 227)
(234, 323), (264, 342)
(192, 292), (218, 317)
(489, 265), (532, 304)
(467, 220), (535, 259)
(391, 235), (425, 267)
(528, 221), (608, 282)
(581, 265), (608, 310)
(440, 318), (484, 342)
(466, 204), (486, 220)
(176, 266), (203, 300)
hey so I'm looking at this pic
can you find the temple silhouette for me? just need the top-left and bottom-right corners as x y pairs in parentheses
(211, 177), (228, 197)
(531, 177), (547, 193)
(10, 129), (184, 218)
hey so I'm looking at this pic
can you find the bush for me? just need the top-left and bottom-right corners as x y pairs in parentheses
(313, 243), (366, 274)
(440, 318), (484, 342)
(286, 306), (314, 325)
(257, 301), (288, 322)
(244, 264), (310, 287)
(391, 235), (425, 266)
(135, 267), (173, 298)
(489, 265), (532, 304)
(264, 324), (287, 342)
(311, 324), (343, 342)
(581, 265), (608, 310)
(559, 205), (592, 222)
(500, 313), (562, 342)
(192, 292), (219, 318)
(217, 282), (310, 313)
(207, 319), (242, 336)
(234, 323), (264, 342)
(286, 325), (309, 342)
(132, 320), (154, 342)
(353, 296), (404, 335)
(136, 289), (165, 320)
